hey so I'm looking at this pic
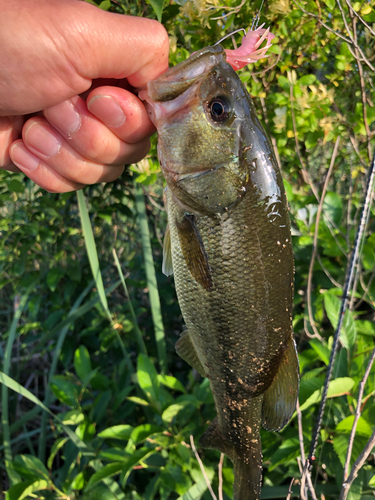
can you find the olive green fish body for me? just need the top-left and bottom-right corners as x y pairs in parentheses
(141, 45), (299, 500)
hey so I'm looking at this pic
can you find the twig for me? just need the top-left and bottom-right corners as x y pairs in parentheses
(190, 435), (218, 500)
(308, 149), (375, 465)
(342, 346), (375, 482)
(339, 428), (375, 500)
(298, 400), (319, 500)
(218, 453), (224, 500)
(286, 478), (295, 500)
(306, 137), (340, 339)
(316, 254), (342, 289)
(344, 0), (375, 36)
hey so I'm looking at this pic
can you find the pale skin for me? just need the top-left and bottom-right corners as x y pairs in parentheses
(0, 0), (169, 192)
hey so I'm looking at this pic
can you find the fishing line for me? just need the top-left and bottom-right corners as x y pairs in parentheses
(251, 0), (265, 30)
(308, 149), (375, 468)
(214, 0), (266, 46)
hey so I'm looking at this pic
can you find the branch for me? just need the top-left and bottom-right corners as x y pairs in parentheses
(306, 137), (340, 339)
(190, 435), (218, 500)
(340, 428), (375, 500)
(344, 0), (375, 36)
(218, 453), (224, 500)
(297, 399), (319, 500)
(342, 346), (375, 482)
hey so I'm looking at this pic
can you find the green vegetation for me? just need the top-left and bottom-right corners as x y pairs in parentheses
(1, 0), (375, 498)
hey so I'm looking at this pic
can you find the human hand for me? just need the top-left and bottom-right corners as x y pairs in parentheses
(0, 0), (169, 192)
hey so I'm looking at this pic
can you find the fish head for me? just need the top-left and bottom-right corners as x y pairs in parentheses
(140, 45), (284, 219)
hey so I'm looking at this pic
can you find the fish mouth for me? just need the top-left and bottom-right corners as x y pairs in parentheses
(138, 45), (226, 126)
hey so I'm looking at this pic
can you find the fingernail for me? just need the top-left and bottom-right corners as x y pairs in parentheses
(10, 143), (40, 172)
(25, 123), (62, 158)
(88, 95), (126, 128)
(44, 100), (81, 135)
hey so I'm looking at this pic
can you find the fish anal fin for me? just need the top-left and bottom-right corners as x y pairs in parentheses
(176, 214), (212, 291)
(199, 417), (235, 462)
(162, 224), (173, 276)
(261, 335), (299, 431)
(175, 330), (206, 377)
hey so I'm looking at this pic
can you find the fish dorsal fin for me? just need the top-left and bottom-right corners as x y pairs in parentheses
(162, 224), (173, 276)
(261, 335), (299, 431)
(175, 329), (206, 377)
(176, 214), (212, 291)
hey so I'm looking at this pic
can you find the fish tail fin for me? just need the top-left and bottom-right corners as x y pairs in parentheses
(233, 442), (262, 500)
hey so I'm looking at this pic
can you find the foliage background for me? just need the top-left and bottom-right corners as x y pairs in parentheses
(0, 0), (375, 498)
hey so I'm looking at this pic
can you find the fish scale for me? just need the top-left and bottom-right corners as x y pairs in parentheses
(141, 43), (299, 500)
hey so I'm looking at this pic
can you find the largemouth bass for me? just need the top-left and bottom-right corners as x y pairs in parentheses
(140, 44), (299, 500)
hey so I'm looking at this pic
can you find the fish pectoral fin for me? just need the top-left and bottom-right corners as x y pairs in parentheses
(261, 335), (299, 431)
(176, 214), (212, 291)
(162, 224), (173, 276)
(199, 417), (235, 462)
(175, 330), (206, 377)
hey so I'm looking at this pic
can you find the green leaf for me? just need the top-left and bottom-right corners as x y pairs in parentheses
(130, 424), (163, 444)
(336, 416), (373, 436)
(323, 0), (335, 9)
(46, 268), (65, 292)
(157, 374), (186, 393)
(323, 192), (343, 225)
(47, 437), (69, 469)
(298, 74), (316, 86)
(5, 480), (49, 500)
(85, 462), (125, 490)
(137, 354), (160, 407)
(50, 375), (79, 407)
(162, 401), (194, 424)
(127, 395), (150, 406)
(71, 471), (85, 490)
(146, 0), (164, 21)
(269, 438), (300, 470)
(324, 291), (356, 349)
(98, 425), (134, 440)
(298, 377), (355, 412)
(8, 179), (25, 193)
(74, 345), (92, 381)
(355, 320), (375, 336)
(12, 455), (49, 481)
(309, 337), (331, 365)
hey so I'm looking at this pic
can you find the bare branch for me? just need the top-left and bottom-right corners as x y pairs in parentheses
(298, 400), (319, 500)
(218, 453), (224, 500)
(342, 346), (375, 482)
(345, 0), (375, 36)
(340, 427), (375, 500)
(190, 435), (218, 500)
(286, 478), (295, 500)
(306, 137), (340, 339)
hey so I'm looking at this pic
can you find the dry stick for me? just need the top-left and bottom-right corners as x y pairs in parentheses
(342, 346), (375, 483)
(297, 400), (319, 500)
(316, 253), (342, 289)
(218, 453), (224, 500)
(340, 428), (375, 500)
(190, 435), (218, 500)
(306, 137), (340, 339)
(286, 478), (295, 500)
(308, 150), (375, 466)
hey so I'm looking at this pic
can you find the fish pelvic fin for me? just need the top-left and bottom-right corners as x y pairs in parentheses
(162, 224), (173, 276)
(233, 443), (263, 500)
(262, 334), (299, 431)
(199, 417), (235, 461)
(175, 329), (206, 377)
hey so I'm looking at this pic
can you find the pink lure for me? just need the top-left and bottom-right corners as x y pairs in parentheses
(224, 25), (275, 71)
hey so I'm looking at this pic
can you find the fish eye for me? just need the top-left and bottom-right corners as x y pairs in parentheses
(207, 97), (231, 123)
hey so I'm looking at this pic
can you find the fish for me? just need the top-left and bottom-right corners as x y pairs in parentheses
(139, 43), (299, 500)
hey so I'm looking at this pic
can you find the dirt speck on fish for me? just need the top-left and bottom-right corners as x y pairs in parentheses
(139, 44), (299, 500)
